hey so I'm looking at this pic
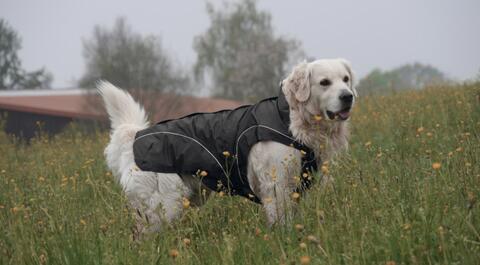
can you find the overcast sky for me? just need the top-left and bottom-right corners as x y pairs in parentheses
(1, 0), (479, 89)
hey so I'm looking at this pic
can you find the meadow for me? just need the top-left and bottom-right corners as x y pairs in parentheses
(1, 84), (479, 264)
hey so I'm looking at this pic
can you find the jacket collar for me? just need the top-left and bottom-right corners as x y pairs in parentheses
(277, 85), (291, 128)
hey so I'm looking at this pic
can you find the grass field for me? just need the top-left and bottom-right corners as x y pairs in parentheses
(1, 84), (479, 264)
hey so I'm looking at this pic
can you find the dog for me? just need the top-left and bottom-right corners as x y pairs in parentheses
(98, 58), (356, 234)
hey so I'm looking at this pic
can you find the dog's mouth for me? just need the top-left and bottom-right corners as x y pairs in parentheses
(326, 107), (351, 121)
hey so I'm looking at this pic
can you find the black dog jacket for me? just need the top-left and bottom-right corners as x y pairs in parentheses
(133, 89), (318, 204)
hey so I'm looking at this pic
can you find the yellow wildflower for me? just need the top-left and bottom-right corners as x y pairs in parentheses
(39, 253), (47, 264)
(467, 191), (475, 203)
(182, 197), (191, 209)
(293, 175), (300, 183)
(295, 224), (304, 231)
(300, 255), (311, 264)
(321, 165), (329, 174)
(11, 207), (19, 214)
(432, 162), (441, 170)
(307, 235), (320, 244)
(438, 226), (444, 234)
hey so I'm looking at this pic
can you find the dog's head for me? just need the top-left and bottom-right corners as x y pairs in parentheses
(282, 58), (357, 123)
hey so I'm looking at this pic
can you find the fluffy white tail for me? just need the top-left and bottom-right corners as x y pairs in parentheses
(98, 81), (150, 184)
(97, 81), (149, 129)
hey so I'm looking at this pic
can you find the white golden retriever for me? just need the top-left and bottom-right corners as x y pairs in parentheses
(98, 58), (356, 234)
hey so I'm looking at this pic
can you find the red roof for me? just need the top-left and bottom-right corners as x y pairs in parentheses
(0, 89), (244, 122)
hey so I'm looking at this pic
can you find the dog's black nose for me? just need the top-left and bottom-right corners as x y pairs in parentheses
(339, 90), (353, 104)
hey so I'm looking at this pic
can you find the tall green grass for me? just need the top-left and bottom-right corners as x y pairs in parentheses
(1, 84), (479, 264)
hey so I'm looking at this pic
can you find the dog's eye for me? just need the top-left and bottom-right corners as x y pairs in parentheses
(343, 76), (349, 83)
(319, 79), (331, 86)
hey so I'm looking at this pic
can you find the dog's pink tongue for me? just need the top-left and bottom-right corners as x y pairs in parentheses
(338, 111), (350, 119)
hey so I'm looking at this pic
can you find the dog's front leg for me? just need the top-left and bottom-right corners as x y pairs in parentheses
(260, 182), (296, 226)
(248, 142), (301, 226)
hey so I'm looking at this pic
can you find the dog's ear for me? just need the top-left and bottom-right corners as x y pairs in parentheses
(339, 58), (358, 97)
(285, 61), (311, 102)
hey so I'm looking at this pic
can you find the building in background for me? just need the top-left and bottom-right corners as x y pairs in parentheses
(0, 89), (242, 140)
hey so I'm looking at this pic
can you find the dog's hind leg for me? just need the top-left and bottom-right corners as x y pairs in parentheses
(181, 174), (212, 207)
(126, 170), (192, 236)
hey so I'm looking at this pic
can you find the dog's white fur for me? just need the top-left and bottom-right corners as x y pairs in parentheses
(99, 58), (356, 233)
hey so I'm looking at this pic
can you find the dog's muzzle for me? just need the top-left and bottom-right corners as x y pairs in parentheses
(326, 106), (351, 121)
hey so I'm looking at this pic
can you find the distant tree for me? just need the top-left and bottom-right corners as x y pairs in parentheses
(193, 0), (305, 102)
(358, 63), (448, 95)
(0, 19), (52, 90)
(79, 17), (190, 93)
